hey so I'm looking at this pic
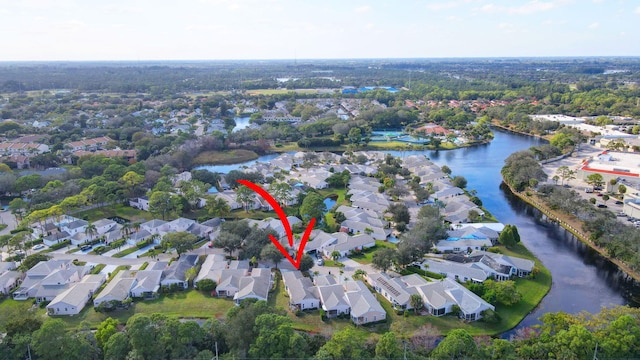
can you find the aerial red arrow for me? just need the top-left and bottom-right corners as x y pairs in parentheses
(237, 180), (316, 269)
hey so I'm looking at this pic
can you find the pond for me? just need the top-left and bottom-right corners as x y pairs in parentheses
(323, 197), (337, 213)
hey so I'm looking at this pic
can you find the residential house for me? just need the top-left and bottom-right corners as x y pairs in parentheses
(443, 198), (485, 224)
(415, 278), (494, 321)
(103, 224), (124, 244)
(321, 233), (376, 259)
(43, 231), (71, 247)
(434, 186), (465, 200)
(434, 227), (495, 253)
(13, 260), (89, 302)
(159, 217), (196, 234)
(93, 270), (137, 307)
(129, 196), (150, 211)
(209, 190), (245, 210)
(344, 280), (386, 325)
(161, 254), (198, 289)
(418, 258), (489, 283)
(130, 270), (163, 299)
(126, 229), (153, 246)
(317, 282), (351, 318)
(93, 218), (118, 235)
(46, 274), (105, 316)
(366, 272), (424, 311)
(447, 251), (535, 279)
(281, 271), (319, 311)
(0, 142), (50, 156)
(215, 269), (250, 297)
(66, 136), (113, 152)
(0, 262), (22, 295)
(194, 254), (227, 286)
(141, 219), (167, 236)
(62, 218), (88, 236)
(233, 268), (272, 305)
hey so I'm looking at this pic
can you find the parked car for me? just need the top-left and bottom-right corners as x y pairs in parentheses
(32, 244), (46, 251)
(615, 200), (624, 205)
(80, 245), (92, 251)
(597, 204), (608, 208)
(316, 258), (324, 266)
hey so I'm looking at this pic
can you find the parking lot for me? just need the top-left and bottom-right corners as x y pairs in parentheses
(540, 143), (630, 224)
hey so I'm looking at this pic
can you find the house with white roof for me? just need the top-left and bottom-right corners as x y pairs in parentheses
(13, 260), (89, 302)
(344, 280), (386, 325)
(194, 254), (227, 286)
(281, 271), (319, 311)
(215, 269), (250, 297)
(0, 262), (22, 295)
(129, 269), (163, 299)
(415, 278), (494, 321)
(321, 233), (376, 259)
(233, 268), (272, 305)
(62, 218), (88, 236)
(93, 218), (118, 235)
(366, 272), (426, 311)
(446, 251), (535, 280)
(419, 258), (489, 283)
(43, 231), (71, 247)
(93, 270), (136, 307)
(141, 219), (167, 235)
(47, 274), (105, 316)
(126, 229), (153, 246)
(434, 227), (494, 253)
(317, 283), (351, 318)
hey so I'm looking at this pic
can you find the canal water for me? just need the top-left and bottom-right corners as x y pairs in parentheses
(389, 129), (639, 334)
(196, 129), (640, 333)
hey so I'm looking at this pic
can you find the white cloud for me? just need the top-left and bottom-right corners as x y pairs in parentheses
(543, 19), (566, 25)
(592, 0), (604, 3)
(446, 16), (463, 22)
(426, 1), (459, 11)
(636, 6), (640, 14)
(588, 22), (600, 29)
(55, 19), (86, 33)
(481, 1), (570, 15)
(355, 5), (372, 13)
(365, 23), (375, 30)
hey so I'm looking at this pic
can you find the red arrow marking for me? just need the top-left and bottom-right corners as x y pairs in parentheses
(237, 180), (316, 270)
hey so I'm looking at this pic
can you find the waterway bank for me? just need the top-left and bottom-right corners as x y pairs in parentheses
(503, 180), (640, 283)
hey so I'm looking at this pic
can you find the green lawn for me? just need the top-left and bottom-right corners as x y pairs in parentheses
(349, 240), (397, 265)
(74, 204), (154, 223)
(192, 149), (259, 166)
(35, 290), (235, 330)
(112, 246), (139, 258)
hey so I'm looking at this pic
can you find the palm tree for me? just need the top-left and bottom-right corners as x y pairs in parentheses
(235, 185), (256, 213)
(132, 222), (142, 234)
(122, 223), (132, 238)
(331, 250), (341, 261)
(410, 294), (424, 314)
(85, 222), (97, 243)
(207, 196), (231, 218)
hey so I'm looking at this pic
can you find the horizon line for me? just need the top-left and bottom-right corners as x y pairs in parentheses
(1, 55), (640, 64)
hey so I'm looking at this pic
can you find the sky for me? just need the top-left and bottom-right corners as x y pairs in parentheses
(1, 0), (639, 61)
